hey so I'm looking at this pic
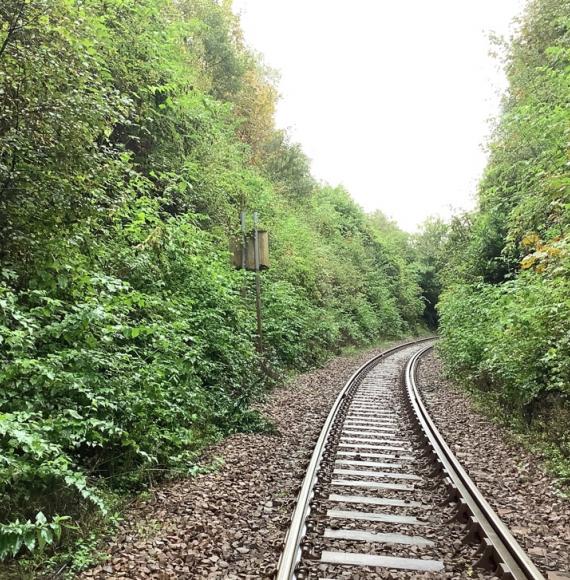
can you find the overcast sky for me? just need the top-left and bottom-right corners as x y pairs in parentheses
(232, 0), (526, 231)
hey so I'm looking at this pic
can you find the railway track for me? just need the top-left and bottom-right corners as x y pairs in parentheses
(276, 339), (545, 580)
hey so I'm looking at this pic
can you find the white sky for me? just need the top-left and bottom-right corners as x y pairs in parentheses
(232, 0), (526, 231)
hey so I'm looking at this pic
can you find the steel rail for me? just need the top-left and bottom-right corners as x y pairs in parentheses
(275, 337), (434, 580)
(405, 345), (544, 580)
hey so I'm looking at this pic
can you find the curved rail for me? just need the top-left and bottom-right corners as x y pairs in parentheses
(276, 339), (545, 580)
(275, 337), (434, 580)
(405, 345), (544, 580)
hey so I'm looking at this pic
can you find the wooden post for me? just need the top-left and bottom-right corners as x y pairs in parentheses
(239, 210), (247, 299)
(240, 211), (246, 271)
(253, 212), (263, 354)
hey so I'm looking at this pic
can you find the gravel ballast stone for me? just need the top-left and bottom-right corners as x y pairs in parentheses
(417, 349), (570, 578)
(298, 344), (496, 580)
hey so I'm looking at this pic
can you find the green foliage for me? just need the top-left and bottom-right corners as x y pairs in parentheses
(411, 218), (448, 328)
(0, 513), (70, 561)
(435, 0), (570, 464)
(439, 272), (570, 408)
(0, 0), (423, 564)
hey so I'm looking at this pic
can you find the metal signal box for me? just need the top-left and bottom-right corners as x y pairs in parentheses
(231, 230), (269, 271)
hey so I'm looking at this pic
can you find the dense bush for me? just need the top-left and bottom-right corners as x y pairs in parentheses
(435, 0), (570, 463)
(439, 272), (570, 411)
(0, 0), (423, 561)
(0, 206), (263, 558)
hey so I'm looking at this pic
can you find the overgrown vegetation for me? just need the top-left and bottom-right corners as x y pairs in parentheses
(0, 0), (424, 564)
(427, 0), (570, 474)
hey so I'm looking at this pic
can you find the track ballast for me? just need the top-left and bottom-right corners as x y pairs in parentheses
(276, 339), (545, 580)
